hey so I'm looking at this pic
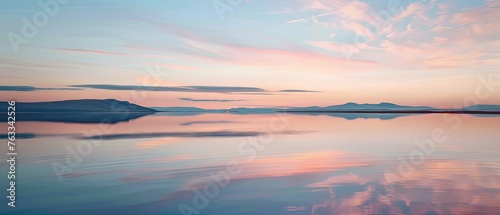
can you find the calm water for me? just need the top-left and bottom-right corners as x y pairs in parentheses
(1, 113), (499, 215)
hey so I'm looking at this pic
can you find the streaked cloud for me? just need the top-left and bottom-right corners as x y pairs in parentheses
(70, 84), (264, 93)
(70, 84), (320, 94)
(279, 89), (321, 93)
(50, 48), (126, 56)
(0, 86), (82, 91)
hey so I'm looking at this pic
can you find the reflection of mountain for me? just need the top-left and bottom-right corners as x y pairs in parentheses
(152, 151), (500, 215)
(467, 105), (500, 118)
(1, 99), (156, 124)
(179, 120), (238, 126)
(152, 102), (500, 120)
(6, 112), (154, 124)
(4, 100), (500, 123)
(287, 103), (500, 114)
(290, 112), (412, 120)
(153, 107), (225, 116)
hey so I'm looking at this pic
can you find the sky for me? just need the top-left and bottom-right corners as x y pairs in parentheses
(0, 0), (499, 108)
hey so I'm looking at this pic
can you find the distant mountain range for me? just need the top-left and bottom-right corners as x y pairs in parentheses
(286, 102), (434, 112)
(462, 105), (500, 112)
(1, 100), (499, 123)
(152, 102), (500, 114)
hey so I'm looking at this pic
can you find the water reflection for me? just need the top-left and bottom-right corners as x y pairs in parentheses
(1, 113), (499, 215)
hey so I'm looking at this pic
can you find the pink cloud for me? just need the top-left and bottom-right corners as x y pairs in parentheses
(338, 1), (372, 21)
(433, 37), (449, 43)
(306, 0), (330, 10)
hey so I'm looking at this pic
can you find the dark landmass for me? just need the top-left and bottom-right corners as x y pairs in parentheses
(462, 104), (500, 111)
(275, 103), (500, 119)
(152, 102), (500, 120)
(1, 99), (156, 124)
(2, 100), (499, 123)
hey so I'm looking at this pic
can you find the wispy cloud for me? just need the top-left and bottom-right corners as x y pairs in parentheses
(0, 86), (82, 91)
(70, 84), (264, 93)
(70, 84), (320, 94)
(50, 48), (126, 56)
(279, 89), (321, 93)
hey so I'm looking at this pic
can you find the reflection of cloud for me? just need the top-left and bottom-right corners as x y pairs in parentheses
(146, 150), (374, 211)
(179, 97), (247, 102)
(232, 151), (373, 180)
(134, 154), (500, 214)
(388, 160), (500, 205)
(0, 85), (81, 91)
(0, 133), (38, 139)
(169, 150), (374, 192)
(179, 120), (239, 126)
(136, 137), (182, 149)
(307, 173), (365, 188)
(82, 130), (305, 140)
(154, 154), (194, 163)
(306, 159), (500, 214)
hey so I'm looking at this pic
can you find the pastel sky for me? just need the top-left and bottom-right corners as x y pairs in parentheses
(0, 0), (499, 108)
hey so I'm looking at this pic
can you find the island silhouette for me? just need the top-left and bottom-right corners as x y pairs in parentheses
(1, 99), (156, 124)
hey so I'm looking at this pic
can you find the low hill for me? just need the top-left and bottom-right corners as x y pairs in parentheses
(2, 99), (156, 113)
